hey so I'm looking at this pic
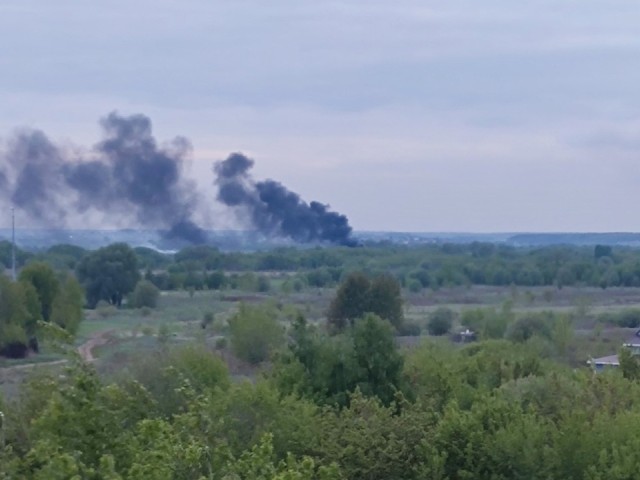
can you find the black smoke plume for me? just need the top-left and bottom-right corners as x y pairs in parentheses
(215, 153), (355, 246)
(1, 112), (355, 246)
(7, 129), (68, 222)
(2, 112), (206, 244)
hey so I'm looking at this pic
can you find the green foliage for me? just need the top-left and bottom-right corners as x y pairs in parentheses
(0, 240), (32, 269)
(8, 328), (640, 479)
(618, 347), (640, 380)
(316, 391), (428, 480)
(133, 246), (171, 270)
(76, 242), (140, 308)
(223, 433), (341, 480)
(397, 321), (421, 336)
(328, 272), (403, 331)
(19, 262), (59, 322)
(461, 304), (512, 340)
(506, 312), (553, 343)
(201, 311), (214, 329)
(351, 313), (404, 405)
(130, 279), (160, 308)
(206, 270), (227, 290)
(49, 275), (84, 335)
(274, 314), (404, 407)
(551, 314), (573, 356)
(228, 304), (284, 364)
(597, 308), (640, 328)
(116, 343), (230, 417)
(0, 276), (42, 357)
(427, 307), (455, 336)
(14, 241), (640, 478)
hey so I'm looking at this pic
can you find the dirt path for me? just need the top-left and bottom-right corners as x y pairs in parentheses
(0, 330), (112, 376)
(77, 330), (112, 362)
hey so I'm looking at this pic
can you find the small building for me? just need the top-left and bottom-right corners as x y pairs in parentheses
(623, 330), (640, 355)
(588, 354), (619, 371)
(587, 328), (640, 371)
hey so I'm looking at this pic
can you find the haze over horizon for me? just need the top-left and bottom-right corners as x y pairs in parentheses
(2, 1), (639, 233)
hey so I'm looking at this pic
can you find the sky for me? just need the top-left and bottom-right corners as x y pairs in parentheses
(1, 0), (640, 232)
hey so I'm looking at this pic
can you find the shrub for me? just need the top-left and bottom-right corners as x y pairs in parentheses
(506, 313), (552, 343)
(228, 304), (284, 364)
(121, 343), (230, 416)
(597, 309), (640, 328)
(201, 311), (215, 329)
(398, 321), (421, 336)
(131, 280), (160, 309)
(427, 307), (455, 336)
(96, 300), (117, 318)
(616, 309), (640, 328)
(407, 279), (422, 293)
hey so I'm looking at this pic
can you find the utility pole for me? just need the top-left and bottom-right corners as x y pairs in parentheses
(0, 411), (4, 448)
(11, 206), (16, 281)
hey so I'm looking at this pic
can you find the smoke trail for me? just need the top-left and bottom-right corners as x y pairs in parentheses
(214, 152), (355, 246)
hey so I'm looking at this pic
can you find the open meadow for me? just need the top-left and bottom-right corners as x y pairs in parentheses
(4, 282), (638, 401)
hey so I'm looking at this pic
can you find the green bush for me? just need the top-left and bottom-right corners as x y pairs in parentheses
(597, 309), (640, 328)
(506, 313), (552, 343)
(398, 321), (421, 336)
(130, 280), (160, 309)
(228, 304), (284, 364)
(201, 311), (214, 329)
(96, 300), (118, 318)
(427, 307), (455, 336)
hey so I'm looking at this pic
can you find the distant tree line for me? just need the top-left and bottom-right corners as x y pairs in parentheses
(5, 240), (640, 292)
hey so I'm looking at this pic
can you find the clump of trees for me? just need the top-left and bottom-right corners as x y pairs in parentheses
(228, 304), (284, 364)
(427, 307), (455, 336)
(76, 243), (140, 308)
(328, 272), (403, 331)
(275, 313), (404, 407)
(0, 262), (83, 358)
(7, 326), (640, 478)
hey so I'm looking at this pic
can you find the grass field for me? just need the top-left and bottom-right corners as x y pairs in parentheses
(3, 284), (640, 399)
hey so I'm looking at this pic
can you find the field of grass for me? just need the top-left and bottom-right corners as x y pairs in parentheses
(4, 284), (640, 400)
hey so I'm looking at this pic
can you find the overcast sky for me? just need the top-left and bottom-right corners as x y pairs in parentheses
(2, 0), (640, 232)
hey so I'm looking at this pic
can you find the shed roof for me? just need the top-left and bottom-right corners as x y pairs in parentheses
(587, 354), (620, 366)
(623, 329), (640, 347)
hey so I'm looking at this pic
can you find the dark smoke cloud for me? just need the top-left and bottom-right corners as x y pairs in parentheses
(2, 112), (206, 244)
(7, 129), (67, 222)
(214, 153), (355, 246)
(0, 112), (354, 247)
(70, 112), (205, 243)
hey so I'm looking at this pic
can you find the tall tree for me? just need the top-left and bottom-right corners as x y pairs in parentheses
(76, 243), (140, 308)
(328, 272), (404, 331)
(50, 275), (84, 335)
(352, 313), (404, 405)
(0, 276), (42, 357)
(19, 262), (59, 322)
(368, 274), (404, 329)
